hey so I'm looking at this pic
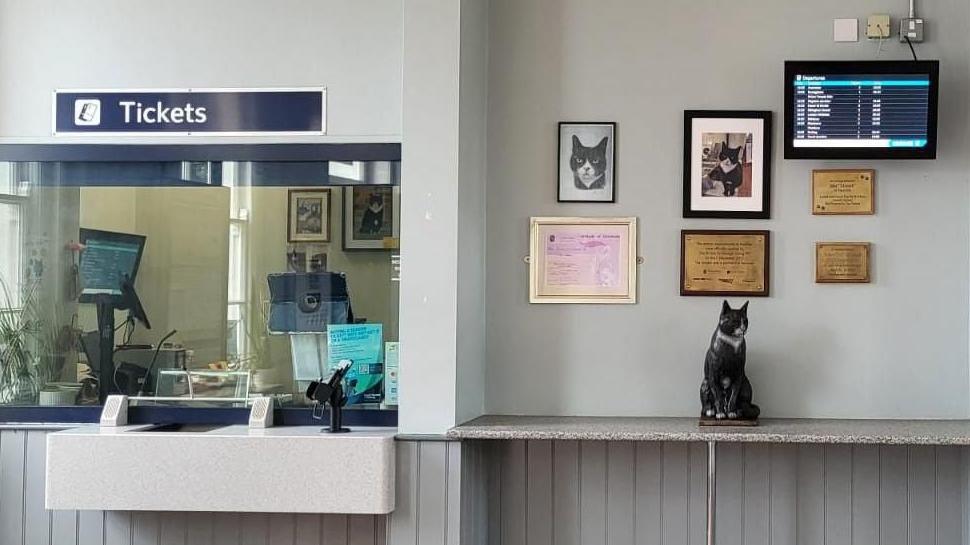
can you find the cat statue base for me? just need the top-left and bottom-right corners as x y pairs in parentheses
(698, 300), (760, 427)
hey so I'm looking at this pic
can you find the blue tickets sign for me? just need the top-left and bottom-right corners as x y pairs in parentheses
(53, 88), (326, 135)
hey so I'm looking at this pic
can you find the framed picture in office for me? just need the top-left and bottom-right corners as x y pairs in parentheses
(558, 122), (616, 203)
(287, 189), (331, 243)
(343, 186), (401, 250)
(683, 110), (771, 219)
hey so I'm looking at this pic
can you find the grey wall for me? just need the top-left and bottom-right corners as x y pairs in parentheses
(455, 0), (489, 426)
(0, 428), (387, 545)
(0, 0), (402, 140)
(484, 0), (970, 418)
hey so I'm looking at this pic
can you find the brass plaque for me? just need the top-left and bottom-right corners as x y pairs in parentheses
(812, 170), (874, 215)
(681, 230), (769, 296)
(816, 242), (870, 283)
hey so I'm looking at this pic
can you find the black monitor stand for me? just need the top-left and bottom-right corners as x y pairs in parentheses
(95, 298), (117, 404)
(93, 278), (151, 403)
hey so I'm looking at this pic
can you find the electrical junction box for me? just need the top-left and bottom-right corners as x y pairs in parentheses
(900, 18), (924, 42)
(866, 15), (891, 39)
(833, 18), (859, 42)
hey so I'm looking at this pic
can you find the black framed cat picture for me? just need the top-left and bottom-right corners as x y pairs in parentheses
(683, 111), (771, 219)
(558, 122), (616, 203)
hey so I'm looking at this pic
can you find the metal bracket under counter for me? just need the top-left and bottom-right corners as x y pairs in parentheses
(46, 424), (396, 514)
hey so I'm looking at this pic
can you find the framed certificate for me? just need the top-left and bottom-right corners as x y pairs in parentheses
(529, 217), (638, 304)
(680, 230), (769, 297)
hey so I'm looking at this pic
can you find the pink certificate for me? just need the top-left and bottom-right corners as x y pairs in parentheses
(529, 217), (638, 304)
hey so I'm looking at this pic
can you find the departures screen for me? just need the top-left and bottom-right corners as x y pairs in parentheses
(791, 73), (931, 149)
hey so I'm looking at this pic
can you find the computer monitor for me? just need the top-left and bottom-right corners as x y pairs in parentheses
(784, 60), (939, 160)
(78, 229), (146, 304)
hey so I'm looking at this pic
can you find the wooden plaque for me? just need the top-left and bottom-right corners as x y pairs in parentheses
(680, 230), (769, 297)
(812, 169), (874, 215)
(815, 242), (871, 283)
(698, 418), (759, 427)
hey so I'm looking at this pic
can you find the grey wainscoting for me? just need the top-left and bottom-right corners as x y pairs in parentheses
(386, 440), (487, 545)
(0, 429), (387, 545)
(477, 440), (969, 545)
(6, 431), (970, 545)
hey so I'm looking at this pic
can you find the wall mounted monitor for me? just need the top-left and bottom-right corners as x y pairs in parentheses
(785, 60), (939, 159)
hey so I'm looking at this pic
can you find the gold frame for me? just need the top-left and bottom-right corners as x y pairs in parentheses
(815, 242), (871, 283)
(529, 216), (638, 304)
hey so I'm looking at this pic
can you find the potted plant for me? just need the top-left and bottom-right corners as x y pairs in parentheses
(0, 279), (40, 404)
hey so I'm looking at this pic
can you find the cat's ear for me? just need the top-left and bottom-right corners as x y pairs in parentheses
(721, 300), (731, 315)
(595, 137), (609, 151)
(572, 135), (582, 151)
(740, 301), (749, 314)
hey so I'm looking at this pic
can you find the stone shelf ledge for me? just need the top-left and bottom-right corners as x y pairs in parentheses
(448, 415), (970, 445)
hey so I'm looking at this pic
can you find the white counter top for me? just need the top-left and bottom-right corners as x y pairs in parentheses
(448, 415), (970, 445)
(52, 423), (397, 439)
(46, 425), (396, 514)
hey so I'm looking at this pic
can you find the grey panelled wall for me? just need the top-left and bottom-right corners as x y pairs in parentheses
(386, 440), (476, 545)
(6, 431), (969, 545)
(481, 440), (970, 545)
(0, 429), (387, 545)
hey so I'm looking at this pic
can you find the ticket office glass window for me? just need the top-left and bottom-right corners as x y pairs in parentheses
(0, 155), (400, 414)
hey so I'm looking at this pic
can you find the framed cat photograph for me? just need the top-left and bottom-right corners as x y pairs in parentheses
(343, 185), (401, 250)
(683, 111), (771, 219)
(558, 122), (616, 203)
(287, 188), (331, 243)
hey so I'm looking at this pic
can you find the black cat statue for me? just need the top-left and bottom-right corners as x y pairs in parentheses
(699, 301), (760, 426)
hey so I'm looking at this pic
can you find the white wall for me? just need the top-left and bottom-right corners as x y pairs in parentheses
(399, 0), (461, 434)
(399, 0), (489, 434)
(485, 0), (970, 419)
(0, 0), (402, 140)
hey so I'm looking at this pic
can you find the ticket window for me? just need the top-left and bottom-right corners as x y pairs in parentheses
(0, 157), (400, 409)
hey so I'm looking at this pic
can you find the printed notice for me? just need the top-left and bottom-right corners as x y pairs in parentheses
(544, 231), (622, 288)
(812, 170), (874, 215)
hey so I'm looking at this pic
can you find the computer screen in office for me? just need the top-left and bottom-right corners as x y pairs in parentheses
(784, 61), (938, 159)
(78, 229), (146, 302)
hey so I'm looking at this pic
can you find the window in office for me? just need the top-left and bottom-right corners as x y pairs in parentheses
(0, 158), (401, 408)
(0, 163), (23, 308)
(225, 163), (251, 364)
(227, 221), (248, 360)
(0, 203), (22, 308)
